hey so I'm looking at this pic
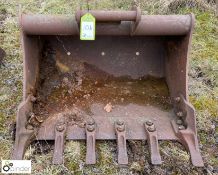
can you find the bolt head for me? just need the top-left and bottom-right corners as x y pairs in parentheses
(116, 125), (125, 132)
(87, 125), (95, 132)
(146, 120), (153, 126)
(176, 119), (183, 125)
(176, 111), (183, 117)
(174, 97), (181, 103)
(57, 117), (65, 126)
(56, 125), (65, 132)
(178, 125), (185, 130)
(116, 120), (124, 126)
(87, 119), (95, 125)
(147, 125), (156, 132)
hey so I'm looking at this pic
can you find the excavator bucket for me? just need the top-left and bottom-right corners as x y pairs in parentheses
(13, 8), (204, 166)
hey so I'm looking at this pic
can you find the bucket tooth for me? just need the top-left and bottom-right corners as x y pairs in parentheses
(12, 96), (35, 160)
(172, 94), (204, 167)
(52, 118), (67, 164)
(172, 121), (204, 167)
(85, 119), (96, 164)
(115, 120), (128, 165)
(13, 129), (34, 160)
(179, 129), (203, 167)
(144, 121), (162, 165)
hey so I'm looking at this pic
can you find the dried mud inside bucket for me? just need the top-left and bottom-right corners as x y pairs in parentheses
(34, 36), (173, 140)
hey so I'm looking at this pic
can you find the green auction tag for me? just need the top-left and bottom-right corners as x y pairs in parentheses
(80, 13), (96, 40)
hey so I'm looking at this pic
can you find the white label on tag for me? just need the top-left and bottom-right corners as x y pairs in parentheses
(81, 22), (94, 40)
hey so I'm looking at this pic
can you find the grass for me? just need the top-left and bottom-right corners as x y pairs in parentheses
(0, 0), (217, 174)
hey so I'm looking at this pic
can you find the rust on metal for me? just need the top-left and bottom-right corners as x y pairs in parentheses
(53, 117), (67, 164)
(12, 95), (35, 160)
(76, 10), (138, 22)
(85, 119), (96, 164)
(115, 120), (128, 165)
(144, 121), (162, 165)
(12, 8), (203, 167)
(171, 94), (204, 167)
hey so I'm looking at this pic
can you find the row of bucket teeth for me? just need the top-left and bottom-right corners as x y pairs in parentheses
(52, 118), (162, 165)
(12, 95), (203, 167)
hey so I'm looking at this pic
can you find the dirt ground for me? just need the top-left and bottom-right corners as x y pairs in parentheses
(0, 0), (217, 175)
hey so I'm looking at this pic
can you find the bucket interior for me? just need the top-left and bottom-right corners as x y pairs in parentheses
(30, 35), (177, 140)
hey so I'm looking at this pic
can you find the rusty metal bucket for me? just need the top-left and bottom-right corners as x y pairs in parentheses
(13, 8), (204, 166)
